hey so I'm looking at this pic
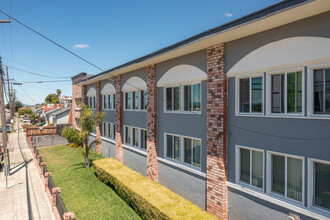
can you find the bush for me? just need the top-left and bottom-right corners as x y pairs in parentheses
(69, 143), (80, 148)
(48, 123), (54, 126)
(93, 158), (216, 220)
(62, 126), (82, 145)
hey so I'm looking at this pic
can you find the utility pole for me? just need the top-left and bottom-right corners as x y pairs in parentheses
(6, 66), (12, 118)
(11, 86), (15, 119)
(0, 57), (8, 158)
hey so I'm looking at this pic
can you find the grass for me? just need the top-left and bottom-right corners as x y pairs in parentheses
(39, 145), (141, 220)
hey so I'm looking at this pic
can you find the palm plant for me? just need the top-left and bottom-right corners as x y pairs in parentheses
(56, 89), (62, 105)
(79, 103), (104, 168)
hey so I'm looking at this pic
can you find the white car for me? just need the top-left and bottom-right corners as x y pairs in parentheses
(22, 119), (31, 123)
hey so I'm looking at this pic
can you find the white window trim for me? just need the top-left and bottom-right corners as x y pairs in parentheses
(307, 63), (330, 119)
(235, 145), (265, 192)
(266, 67), (305, 117)
(307, 157), (330, 216)
(123, 91), (147, 112)
(87, 96), (96, 110)
(266, 151), (305, 206)
(235, 73), (264, 116)
(181, 135), (202, 170)
(164, 132), (202, 171)
(123, 125), (146, 151)
(164, 82), (202, 114)
(102, 93), (116, 111)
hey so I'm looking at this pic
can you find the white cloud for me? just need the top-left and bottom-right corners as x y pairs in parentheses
(224, 13), (233, 18)
(72, 44), (90, 49)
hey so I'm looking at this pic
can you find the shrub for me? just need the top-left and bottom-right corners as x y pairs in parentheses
(62, 126), (82, 145)
(93, 158), (216, 220)
(48, 123), (54, 126)
(69, 143), (80, 148)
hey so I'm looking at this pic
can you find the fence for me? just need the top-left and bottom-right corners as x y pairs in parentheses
(25, 126), (56, 137)
(30, 141), (75, 220)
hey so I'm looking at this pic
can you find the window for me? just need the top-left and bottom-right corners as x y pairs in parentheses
(165, 133), (202, 169)
(108, 123), (114, 139)
(312, 162), (330, 211)
(166, 87), (180, 111)
(166, 134), (180, 162)
(87, 96), (96, 109)
(124, 126), (147, 150)
(271, 71), (302, 114)
(93, 96), (96, 109)
(183, 137), (201, 168)
(132, 127), (139, 147)
(238, 147), (263, 189)
(313, 68), (330, 114)
(271, 153), (303, 202)
(184, 84), (201, 112)
(103, 94), (116, 110)
(141, 129), (147, 149)
(103, 95), (108, 109)
(239, 76), (263, 113)
(102, 122), (107, 137)
(124, 91), (145, 111)
(141, 90), (147, 110)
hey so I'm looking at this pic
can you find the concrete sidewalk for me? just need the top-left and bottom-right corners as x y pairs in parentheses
(0, 122), (55, 220)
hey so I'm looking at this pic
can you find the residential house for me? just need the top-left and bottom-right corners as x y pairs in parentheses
(72, 1), (330, 219)
(51, 107), (71, 125)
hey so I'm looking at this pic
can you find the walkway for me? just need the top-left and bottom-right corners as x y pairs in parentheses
(0, 120), (55, 220)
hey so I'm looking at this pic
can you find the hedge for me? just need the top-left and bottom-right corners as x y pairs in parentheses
(93, 158), (216, 220)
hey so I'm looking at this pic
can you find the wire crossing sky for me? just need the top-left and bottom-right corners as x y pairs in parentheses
(0, 0), (280, 105)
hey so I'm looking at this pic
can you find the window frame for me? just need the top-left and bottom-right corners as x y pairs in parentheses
(307, 63), (330, 119)
(102, 93), (116, 110)
(307, 158), (330, 216)
(124, 90), (147, 112)
(123, 125), (147, 151)
(235, 73), (264, 116)
(266, 67), (305, 117)
(266, 151), (305, 206)
(164, 132), (202, 171)
(164, 82), (202, 114)
(235, 145), (265, 192)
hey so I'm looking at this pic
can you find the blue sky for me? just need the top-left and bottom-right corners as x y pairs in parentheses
(0, 0), (280, 105)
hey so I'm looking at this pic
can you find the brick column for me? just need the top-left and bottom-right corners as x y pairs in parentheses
(96, 81), (102, 154)
(115, 76), (123, 162)
(206, 43), (227, 219)
(146, 64), (158, 182)
(82, 85), (87, 105)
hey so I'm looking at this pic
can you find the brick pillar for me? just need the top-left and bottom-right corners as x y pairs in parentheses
(146, 64), (158, 182)
(115, 76), (123, 162)
(206, 43), (227, 219)
(96, 81), (102, 154)
(82, 85), (87, 105)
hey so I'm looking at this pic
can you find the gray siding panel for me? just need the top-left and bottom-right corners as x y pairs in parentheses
(101, 139), (116, 158)
(123, 148), (147, 177)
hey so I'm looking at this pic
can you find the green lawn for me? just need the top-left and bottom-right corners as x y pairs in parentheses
(39, 145), (141, 220)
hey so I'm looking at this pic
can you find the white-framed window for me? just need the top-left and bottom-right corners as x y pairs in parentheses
(266, 69), (304, 116)
(164, 132), (202, 170)
(236, 74), (263, 114)
(235, 146), (264, 190)
(124, 90), (146, 111)
(123, 126), (147, 150)
(102, 122), (107, 137)
(308, 158), (330, 215)
(165, 83), (201, 113)
(312, 68), (330, 115)
(102, 94), (116, 110)
(87, 96), (96, 110)
(101, 121), (116, 140)
(267, 151), (304, 204)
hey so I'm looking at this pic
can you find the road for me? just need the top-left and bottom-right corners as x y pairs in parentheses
(0, 119), (55, 220)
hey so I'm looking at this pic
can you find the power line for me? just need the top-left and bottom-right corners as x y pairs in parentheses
(0, 9), (104, 72)
(5, 65), (70, 79)
(21, 80), (71, 84)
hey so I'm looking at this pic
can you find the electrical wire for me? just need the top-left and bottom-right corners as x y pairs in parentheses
(21, 80), (71, 84)
(5, 65), (70, 79)
(0, 9), (104, 72)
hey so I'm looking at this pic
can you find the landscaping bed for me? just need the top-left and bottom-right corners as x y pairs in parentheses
(39, 145), (140, 220)
(93, 158), (216, 220)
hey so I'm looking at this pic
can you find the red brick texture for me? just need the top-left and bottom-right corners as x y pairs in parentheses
(206, 43), (227, 219)
(71, 73), (87, 129)
(96, 81), (102, 154)
(146, 64), (158, 182)
(115, 75), (123, 163)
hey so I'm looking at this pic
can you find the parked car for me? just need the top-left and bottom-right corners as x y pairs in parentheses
(22, 118), (31, 123)
(38, 122), (45, 126)
(0, 124), (11, 133)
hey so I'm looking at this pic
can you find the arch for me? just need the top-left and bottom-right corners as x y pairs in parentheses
(157, 64), (207, 87)
(122, 76), (147, 92)
(227, 37), (330, 77)
(86, 87), (96, 96)
(101, 83), (115, 95)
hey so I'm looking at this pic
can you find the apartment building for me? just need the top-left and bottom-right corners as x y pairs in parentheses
(72, 0), (330, 219)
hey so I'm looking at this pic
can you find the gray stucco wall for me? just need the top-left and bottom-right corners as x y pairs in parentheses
(55, 110), (69, 125)
(158, 161), (206, 210)
(101, 139), (116, 158)
(226, 11), (330, 72)
(123, 148), (147, 176)
(226, 11), (330, 219)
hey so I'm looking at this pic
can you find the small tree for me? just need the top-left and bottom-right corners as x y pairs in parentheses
(56, 89), (62, 105)
(79, 103), (104, 168)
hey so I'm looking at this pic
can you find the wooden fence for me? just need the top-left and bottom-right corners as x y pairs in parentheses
(25, 126), (56, 137)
